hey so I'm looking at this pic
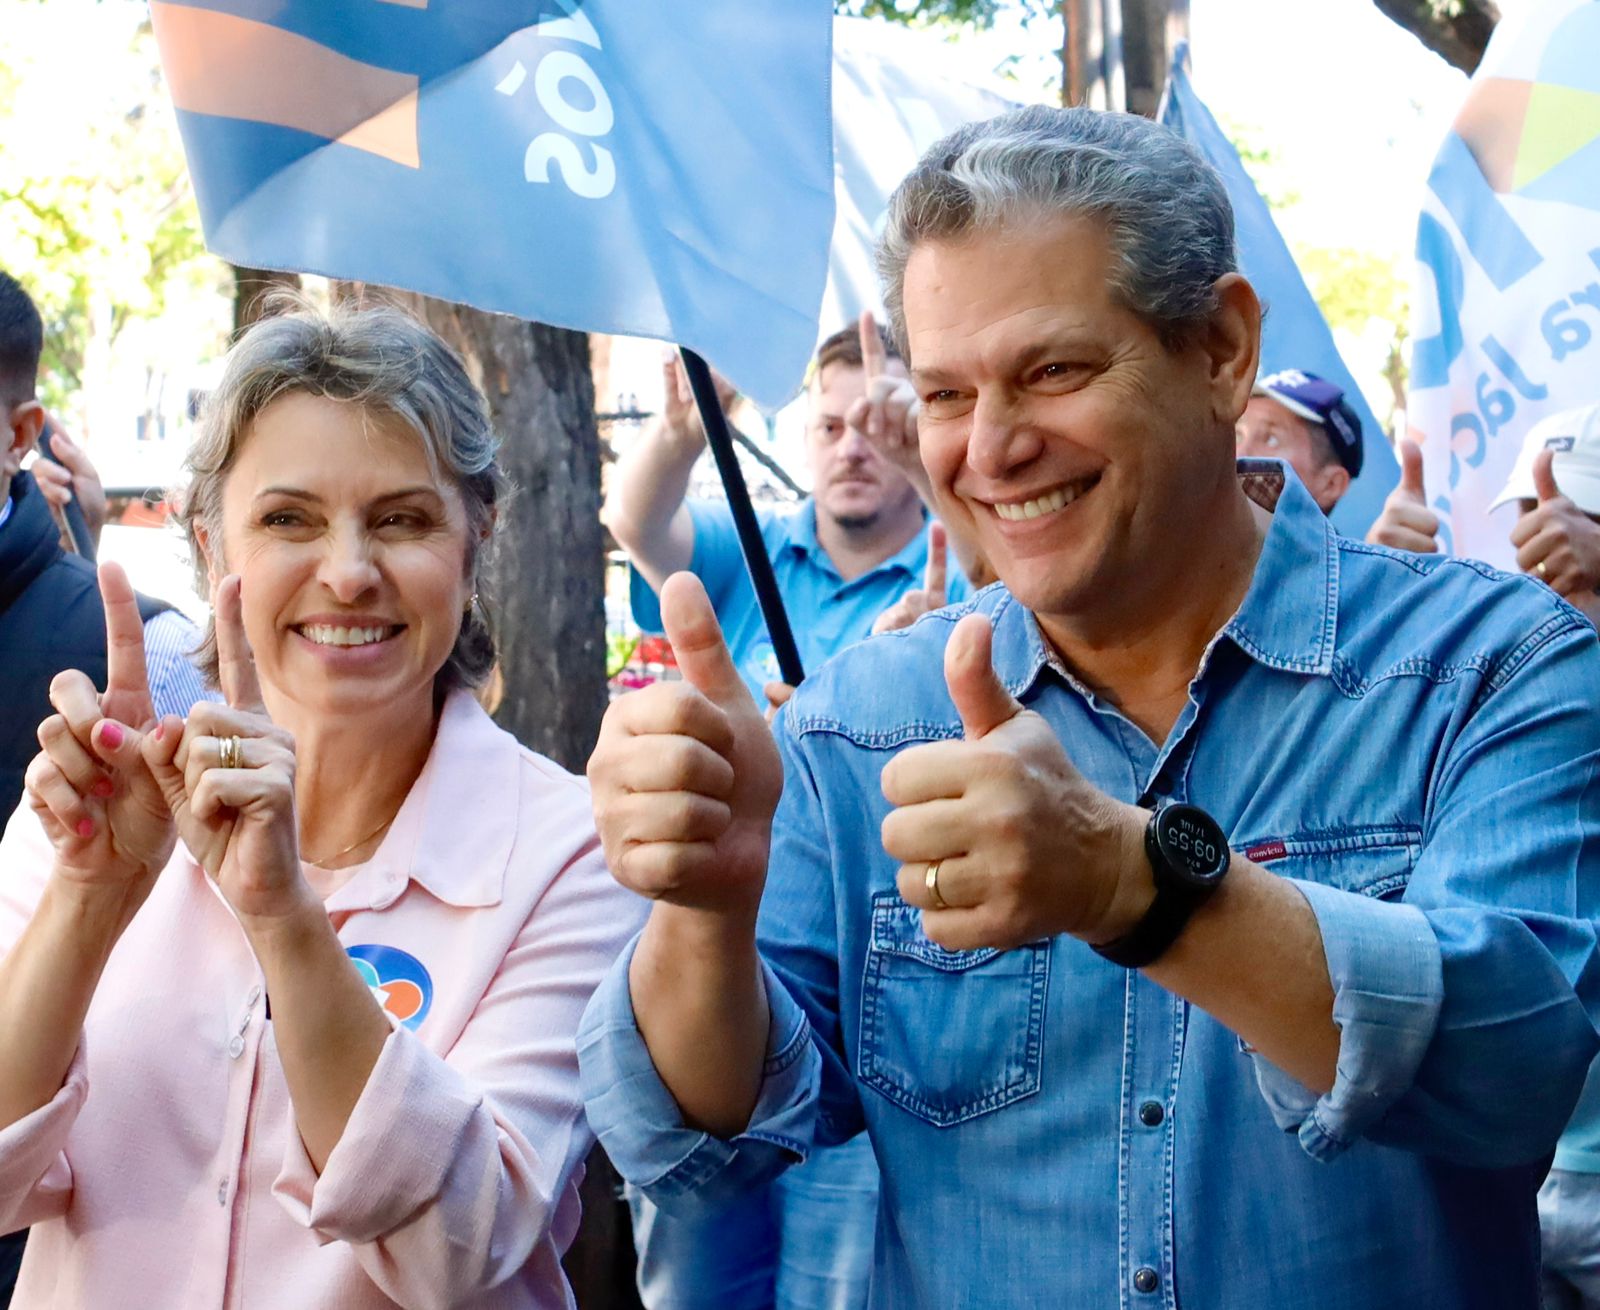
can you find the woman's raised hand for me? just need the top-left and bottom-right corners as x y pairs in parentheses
(24, 564), (178, 899)
(161, 576), (307, 927)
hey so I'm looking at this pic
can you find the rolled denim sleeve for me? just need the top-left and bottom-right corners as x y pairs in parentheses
(578, 933), (821, 1216)
(1255, 619), (1600, 1167)
(1249, 883), (1443, 1161)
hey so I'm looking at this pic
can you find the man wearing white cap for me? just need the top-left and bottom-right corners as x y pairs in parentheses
(1234, 368), (1362, 513)
(1501, 404), (1600, 1308)
(1369, 404), (1600, 624)
(1371, 401), (1600, 1307)
(1492, 403), (1600, 625)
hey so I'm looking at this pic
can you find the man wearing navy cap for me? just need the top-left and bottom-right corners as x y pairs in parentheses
(1235, 368), (1363, 513)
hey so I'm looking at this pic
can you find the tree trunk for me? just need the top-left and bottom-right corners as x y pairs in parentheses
(1119, 0), (1171, 118)
(1371, 0), (1500, 74)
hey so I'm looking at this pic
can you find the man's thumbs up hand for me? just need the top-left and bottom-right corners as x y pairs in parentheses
(665, 572), (751, 707)
(1367, 439), (1441, 554)
(1512, 448), (1600, 600)
(587, 573), (783, 915)
(1532, 447), (1563, 506)
(879, 614), (1147, 953)
(944, 613), (1024, 739)
(1397, 438), (1427, 502)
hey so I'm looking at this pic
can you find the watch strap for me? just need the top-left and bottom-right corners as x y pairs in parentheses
(1090, 886), (1195, 969)
(1091, 805), (1222, 970)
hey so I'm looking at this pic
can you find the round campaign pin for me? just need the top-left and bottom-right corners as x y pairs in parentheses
(346, 944), (434, 1031)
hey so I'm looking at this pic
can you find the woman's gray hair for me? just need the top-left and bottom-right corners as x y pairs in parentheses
(878, 105), (1237, 357)
(177, 298), (507, 695)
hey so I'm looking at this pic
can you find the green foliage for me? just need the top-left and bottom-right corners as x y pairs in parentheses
(0, 1), (228, 410)
(1298, 246), (1411, 423)
(834, 0), (1060, 28)
(835, 0), (1005, 23)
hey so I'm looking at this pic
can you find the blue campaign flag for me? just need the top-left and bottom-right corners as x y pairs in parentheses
(150, 0), (836, 413)
(1159, 44), (1398, 537)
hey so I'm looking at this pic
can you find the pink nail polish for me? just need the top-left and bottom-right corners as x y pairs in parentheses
(99, 722), (124, 750)
(76, 819), (94, 839)
(91, 778), (114, 799)
(153, 722), (166, 742)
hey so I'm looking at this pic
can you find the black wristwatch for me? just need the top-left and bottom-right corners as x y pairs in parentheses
(1091, 802), (1230, 969)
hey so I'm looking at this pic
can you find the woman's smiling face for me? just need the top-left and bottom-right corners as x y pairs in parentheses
(208, 391), (475, 723)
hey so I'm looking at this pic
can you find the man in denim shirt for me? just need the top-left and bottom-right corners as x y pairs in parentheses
(580, 106), (1600, 1308)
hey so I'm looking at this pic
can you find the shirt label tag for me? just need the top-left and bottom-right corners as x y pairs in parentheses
(1244, 839), (1288, 864)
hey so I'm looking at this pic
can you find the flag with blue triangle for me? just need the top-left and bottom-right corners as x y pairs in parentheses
(149, 0), (836, 412)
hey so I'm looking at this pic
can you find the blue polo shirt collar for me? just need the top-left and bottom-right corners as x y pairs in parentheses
(778, 500), (926, 586)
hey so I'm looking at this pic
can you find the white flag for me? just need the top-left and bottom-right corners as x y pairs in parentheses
(824, 19), (1024, 346)
(1409, 0), (1600, 564)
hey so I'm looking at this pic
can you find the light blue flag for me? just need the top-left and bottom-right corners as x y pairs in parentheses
(149, 0), (836, 412)
(1159, 44), (1397, 538)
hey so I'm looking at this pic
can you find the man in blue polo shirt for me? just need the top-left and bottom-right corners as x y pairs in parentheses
(602, 323), (963, 1310)
(606, 324), (964, 710)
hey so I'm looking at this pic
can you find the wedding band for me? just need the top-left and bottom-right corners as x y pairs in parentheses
(925, 861), (948, 911)
(1537, 561), (1549, 579)
(219, 735), (243, 770)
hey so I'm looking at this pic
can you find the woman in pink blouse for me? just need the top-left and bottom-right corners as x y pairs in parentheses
(0, 303), (645, 1307)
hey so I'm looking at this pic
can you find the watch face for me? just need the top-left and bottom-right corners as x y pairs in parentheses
(1154, 805), (1229, 886)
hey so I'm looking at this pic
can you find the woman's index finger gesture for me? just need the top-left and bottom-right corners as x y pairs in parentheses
(97, 562), (155, 730)
(214, 575), (265, 713)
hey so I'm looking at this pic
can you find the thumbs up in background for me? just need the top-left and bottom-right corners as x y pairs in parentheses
(1511, 448), (1600, 613)
(878, 613), (1150, 953)
(1366, 439), (1441, 554)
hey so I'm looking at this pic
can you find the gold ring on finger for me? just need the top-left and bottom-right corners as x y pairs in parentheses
(219, 735), (244, 770)
(1537, 561), (1549, 579)
(925, 860), (948, 911)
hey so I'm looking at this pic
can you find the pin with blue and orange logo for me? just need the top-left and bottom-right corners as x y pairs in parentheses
(346, 944), (433, 1031)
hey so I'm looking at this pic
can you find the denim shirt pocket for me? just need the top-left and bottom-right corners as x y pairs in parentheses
(1250, 824), (1422, 900)
(857, 891), (1051, 1128)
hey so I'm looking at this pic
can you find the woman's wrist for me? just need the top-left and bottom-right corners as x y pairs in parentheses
(40, 872), (146, 959)
(238, 889), (333, 970)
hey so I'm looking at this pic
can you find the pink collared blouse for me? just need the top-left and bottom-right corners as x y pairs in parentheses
(0, 690), (645, 1308)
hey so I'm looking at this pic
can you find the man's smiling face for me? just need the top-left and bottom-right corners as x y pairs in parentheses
(906, 212), (1238, 628)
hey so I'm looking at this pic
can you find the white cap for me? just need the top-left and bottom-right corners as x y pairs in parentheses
(1491, 402), (1600, 513)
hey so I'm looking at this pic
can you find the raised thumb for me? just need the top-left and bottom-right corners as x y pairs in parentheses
(945, 613), (1022, 740)
(1399, 439), (1427, 501)
(1533, 447), (1561, 504)
(660, 572), (747, 706)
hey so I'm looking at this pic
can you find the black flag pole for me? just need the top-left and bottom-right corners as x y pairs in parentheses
(678, 347), (805, 688)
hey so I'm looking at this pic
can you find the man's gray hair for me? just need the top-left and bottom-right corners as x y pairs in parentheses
(178, 298), (507, 694)
(878, 105), (1237, 356)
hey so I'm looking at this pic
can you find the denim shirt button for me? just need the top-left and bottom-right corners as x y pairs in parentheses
(1139, 1100), (1165, 1127)
(1133, 1267), (1160, 1294)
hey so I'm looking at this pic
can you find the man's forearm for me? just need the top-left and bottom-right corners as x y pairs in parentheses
(629, 903), (771, 1139)
(1144, 857), (1338, 1094)
(604, 419), (703, 587)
